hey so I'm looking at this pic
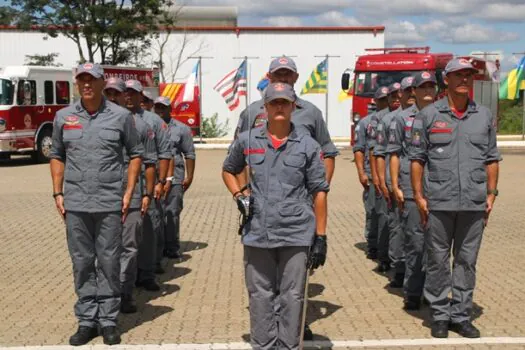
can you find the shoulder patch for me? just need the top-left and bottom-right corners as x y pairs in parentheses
(161, 122), (168, 130)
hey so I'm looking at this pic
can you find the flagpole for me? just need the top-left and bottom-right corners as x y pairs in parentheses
(315, 54), (340, 127)
(188, 55), (213, 143)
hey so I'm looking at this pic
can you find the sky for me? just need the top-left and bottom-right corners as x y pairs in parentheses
(183, 0), (525, 73)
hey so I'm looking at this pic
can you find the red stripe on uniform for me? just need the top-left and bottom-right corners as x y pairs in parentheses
(430, 128), (453, 133)
(63, 124), (82, 130)
(244, 148), (265, 155)
(404, 127), (412, 131)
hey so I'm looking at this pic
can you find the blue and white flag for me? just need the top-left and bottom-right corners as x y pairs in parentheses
(182, 61), (200, 102)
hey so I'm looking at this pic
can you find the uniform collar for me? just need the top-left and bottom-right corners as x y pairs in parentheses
(254, 122), (302, 142)
(75, 97), (110, 118)
(435, 97), (479, 115)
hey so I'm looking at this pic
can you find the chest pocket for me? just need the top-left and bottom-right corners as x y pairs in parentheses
(468, 133), (488, 159)
(281, 154), (306, 185)
(63, 129), (83, 141)
(170, 132), (181, 155)
(98, 128), (121, 152)
(429, 130), (453, 159)
(247, 153), (266, 184)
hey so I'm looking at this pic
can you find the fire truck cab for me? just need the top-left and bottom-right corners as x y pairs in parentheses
(342, 47), (498, 144)
(0, 66), (73, 162)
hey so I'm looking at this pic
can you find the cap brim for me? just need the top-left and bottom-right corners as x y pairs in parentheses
(75, 71), (102, 79)
(154, 102), (171, 107)
(104, 85), (123, 92)
(416, 81), (437, 87)
(269, 66), (297, 73)
(125, 87), (142, 92)
(446, 67), (478, 75)
(265, 95), (296, 103)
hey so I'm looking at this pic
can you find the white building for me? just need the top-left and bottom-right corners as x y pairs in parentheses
(0, 8), (384, 137)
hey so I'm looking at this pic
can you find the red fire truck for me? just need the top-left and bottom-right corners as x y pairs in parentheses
(0, 65), (155, 162)
(159, 82), (200, 136)
(342, 47), (498, 144)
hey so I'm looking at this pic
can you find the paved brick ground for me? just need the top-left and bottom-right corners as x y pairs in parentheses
(0, 150), (524, 348)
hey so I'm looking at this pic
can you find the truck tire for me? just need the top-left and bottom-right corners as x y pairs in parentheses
(34, 128), (53, 163)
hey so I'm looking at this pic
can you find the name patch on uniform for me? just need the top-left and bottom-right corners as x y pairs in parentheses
(412, 131), (421, 145)
(253, 113), (267, 128)
(64, 124), (82, 130)
(244, 148), (265, 155)
(433, 121), (448, 128)
(430, 128), (453, 134)
(147, 130), (155, 140)
(64, 116), (79, 125)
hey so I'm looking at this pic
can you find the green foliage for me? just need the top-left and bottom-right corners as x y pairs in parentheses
(498, 98), (524, 135)
(201, 113), (229, 138)
(24, 53), (62, 66)
(8, 0), (176, 65)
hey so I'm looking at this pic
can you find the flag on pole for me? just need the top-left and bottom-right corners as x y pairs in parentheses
(256, 75), (270, 93)
(300, 59), (328, 95)
(214, 59), (248, 111)
(338, 82), (353, 102)
(182, 61), (199, 102)
(499, 56), (525, 100)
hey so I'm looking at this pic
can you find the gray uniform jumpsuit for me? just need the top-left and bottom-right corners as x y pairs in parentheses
(234, 97), (339, 158)
(352, 113), (378, 253)
(223, 126), (329, 350)
(386, 105), (426, 298)
(164, 119), (196, 254)
(49, 99), (143, 327)
(409, 98), (500, 323)
(367, 107), (392, 265)
(374, 107), (405, 275)
(136, 109), (172, 283)
(121, 115), (157, 296)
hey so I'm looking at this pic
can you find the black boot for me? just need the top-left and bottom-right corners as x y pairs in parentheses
(366, 249), (378, 260)
(137, 279), (161, 291)
(303, 324), (313, 340)
(449, 321), (480, 338)
(403, 296), (421, 310)
(431, 321), (449, 338)
(389, 273), (404, 288)
(101, 326), (121, 345)
(164, 248), (181, 259)
(377, 261), (391, 273)
(155, 264), (165, 274)
(120, 294), (137, 314)
(69, 326), (98, 346)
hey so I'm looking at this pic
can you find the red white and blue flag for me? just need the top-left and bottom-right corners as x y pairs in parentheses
(214, 59), (247, 111)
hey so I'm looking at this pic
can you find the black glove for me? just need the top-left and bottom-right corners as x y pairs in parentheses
(308, 235), (327, 270)
(236, 195), (252, 217)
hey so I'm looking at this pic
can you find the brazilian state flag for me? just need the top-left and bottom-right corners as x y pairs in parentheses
(500, 56), (525, 100)
(301, 59), (327, 95)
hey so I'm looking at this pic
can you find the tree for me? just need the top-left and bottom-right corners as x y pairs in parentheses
(9, 0), (176, 65)
(201, 113), (229, 138)
(24, 53), (63, 66)
(0, 6), (19, 25)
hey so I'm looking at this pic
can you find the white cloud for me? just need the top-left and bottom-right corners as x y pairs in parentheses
(315, 11), (361, 26)
(476, 3), (525, 21)
(262, 16), (303, 27)
(384, 20), (426, 44)
(438, 23), (519, 44)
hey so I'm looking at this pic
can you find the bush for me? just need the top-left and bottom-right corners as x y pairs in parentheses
(201, 113), (229, 138)
(498, 98), (524, 135)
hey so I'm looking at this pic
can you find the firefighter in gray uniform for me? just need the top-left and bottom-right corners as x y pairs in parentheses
(234, 56), (338, 183)
(141, 90), (155, 111)
(103, 77), (157, 310)
(409, 58), (500, 339)
(154, 96), (196, 259)
(368, 86), (397, 273)
(103, 77), (126, 106)
(223, 83), (329, 350)
(49, 63), (143, 346)
(353, 111), (379, 259)
(124, 80), (171, 291)
(375, 80), (413, 287)
(387, 71), (437, 310)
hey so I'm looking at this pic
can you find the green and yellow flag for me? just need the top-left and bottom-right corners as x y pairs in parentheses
(500, 56), (525, 100)
(300, 59), (327, 95)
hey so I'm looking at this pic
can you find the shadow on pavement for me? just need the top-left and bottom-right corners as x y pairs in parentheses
(119, 304), (175, 335)
(354, 241), (368, 253)
(181, 240), (208, 253)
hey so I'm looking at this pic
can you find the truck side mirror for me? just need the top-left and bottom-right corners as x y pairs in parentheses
(341, 69), (351, 90)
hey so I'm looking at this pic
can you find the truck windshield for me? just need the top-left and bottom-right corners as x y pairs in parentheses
(354, 71), (422, 98)
(0, 78), (14, 105)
